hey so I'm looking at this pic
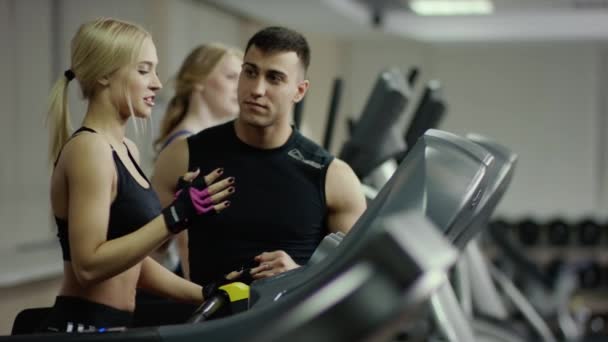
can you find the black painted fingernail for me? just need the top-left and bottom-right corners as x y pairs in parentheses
(225, 201), (231, 207)
(228, 177), (235, 183)
(217, 168), (224, 174)
(228, 187), (235, 193)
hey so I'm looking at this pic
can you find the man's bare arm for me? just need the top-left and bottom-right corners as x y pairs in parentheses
(325, 158), (367, 234)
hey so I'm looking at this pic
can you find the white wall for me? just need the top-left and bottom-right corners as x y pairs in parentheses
(0, 0), (62, 334)
(165, 0), (242, 77)
(596, 47), (608, 215)
(0, 0), (59, 284)
(430, 43), (600, 221)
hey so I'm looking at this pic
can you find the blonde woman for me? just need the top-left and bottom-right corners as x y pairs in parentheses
(152, 44), (242, 278)
(42, 18), (235, 332)
(154, 43), (242, 151)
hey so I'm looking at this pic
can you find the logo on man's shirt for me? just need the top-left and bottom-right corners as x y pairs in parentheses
(288, 148), (323, 169)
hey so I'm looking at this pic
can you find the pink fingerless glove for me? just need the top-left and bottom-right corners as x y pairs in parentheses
(163, 185), (217, 234)
(175, 187), (215, 215)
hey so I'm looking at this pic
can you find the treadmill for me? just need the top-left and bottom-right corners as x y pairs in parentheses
(247, 129), (493, 311)
(2, 128), (491, 342)
(339, 67), (412, 189)
(399, 80), (446, 163)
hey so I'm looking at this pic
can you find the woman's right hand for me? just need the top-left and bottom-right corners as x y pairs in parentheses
(162, 168), (235, 233)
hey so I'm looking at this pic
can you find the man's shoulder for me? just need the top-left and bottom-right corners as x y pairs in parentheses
(189, 120), (234, 145)
(289, 130), (334, 169)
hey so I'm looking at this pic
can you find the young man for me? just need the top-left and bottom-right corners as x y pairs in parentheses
(153, 26), (366, 286)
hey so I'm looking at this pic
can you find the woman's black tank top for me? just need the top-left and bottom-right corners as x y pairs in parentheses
(55, 127), (162, 261)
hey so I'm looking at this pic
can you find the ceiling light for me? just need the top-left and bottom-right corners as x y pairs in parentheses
(409, 0), (494, 16)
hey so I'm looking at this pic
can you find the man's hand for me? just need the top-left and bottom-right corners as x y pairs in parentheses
(250, 250), (300, 279)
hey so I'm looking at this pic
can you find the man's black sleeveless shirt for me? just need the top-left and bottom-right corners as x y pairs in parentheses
(187, 121), (334, 285)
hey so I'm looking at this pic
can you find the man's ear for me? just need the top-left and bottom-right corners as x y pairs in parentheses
(294, 79), (310, 103)
(98, 75), (110, 87)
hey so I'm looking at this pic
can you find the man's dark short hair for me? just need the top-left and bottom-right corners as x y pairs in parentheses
(245, 26), (310, 72)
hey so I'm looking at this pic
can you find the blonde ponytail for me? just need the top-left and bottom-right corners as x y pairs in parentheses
(153, 95), (188, 151)
(47, 75), (73, 164)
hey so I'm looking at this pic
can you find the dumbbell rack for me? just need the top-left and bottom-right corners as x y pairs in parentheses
(483, 218), (608, 338)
